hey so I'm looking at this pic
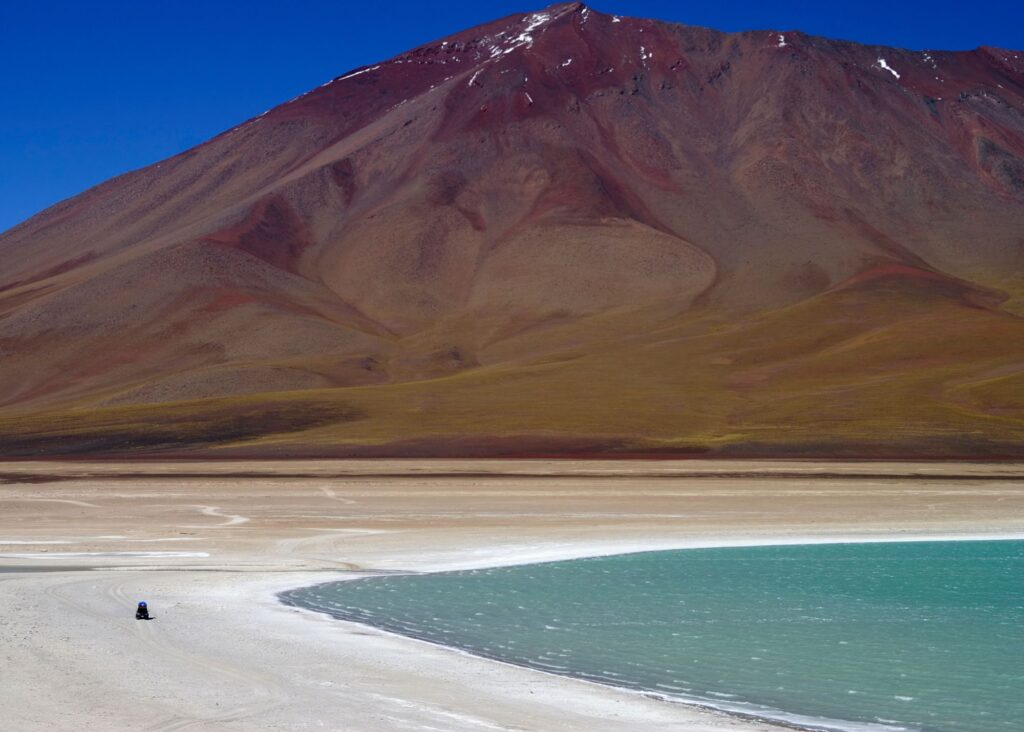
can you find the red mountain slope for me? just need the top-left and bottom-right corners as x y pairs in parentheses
(1, 3), (1023, 457)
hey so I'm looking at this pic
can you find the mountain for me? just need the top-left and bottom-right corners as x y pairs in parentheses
(1, 2), (1023, 458)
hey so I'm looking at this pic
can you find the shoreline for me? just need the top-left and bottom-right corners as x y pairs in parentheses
(276, 531), (1024, 732)
(278, 595), (862, 732)
(285, 530), (1024, 573)
(3, 459), (1023, 730)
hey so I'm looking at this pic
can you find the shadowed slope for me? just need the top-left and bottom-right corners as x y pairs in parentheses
(1, 3), (1022, 456)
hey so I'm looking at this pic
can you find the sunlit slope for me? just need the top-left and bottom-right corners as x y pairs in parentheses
(3, 273), (1022, 457)
(1, 4), (1022, 456)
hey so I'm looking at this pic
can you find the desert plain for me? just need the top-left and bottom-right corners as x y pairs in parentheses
(2, 458), (1023, 731)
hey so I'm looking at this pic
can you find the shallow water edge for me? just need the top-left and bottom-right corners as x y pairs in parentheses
(279, 534), (1024, 732)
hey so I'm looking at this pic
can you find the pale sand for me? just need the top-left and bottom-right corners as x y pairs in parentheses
(2, 459), (1023, 731)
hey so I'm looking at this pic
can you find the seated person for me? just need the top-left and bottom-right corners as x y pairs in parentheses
(136, 601), (150, 620)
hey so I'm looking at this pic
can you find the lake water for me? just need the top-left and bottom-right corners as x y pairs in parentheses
(281, 541), (1024, 732)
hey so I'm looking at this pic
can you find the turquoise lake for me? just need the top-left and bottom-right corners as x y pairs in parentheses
(281, 541), (1024, 732)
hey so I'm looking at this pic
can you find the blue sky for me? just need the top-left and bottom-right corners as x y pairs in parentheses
(2, 1), (1022, 233)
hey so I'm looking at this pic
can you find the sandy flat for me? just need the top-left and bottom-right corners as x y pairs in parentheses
(2, 459), (1023, 731)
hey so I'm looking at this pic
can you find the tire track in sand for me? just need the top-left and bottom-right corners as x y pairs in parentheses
(318, 485), (357, 505)
(178, 505), (250, 529)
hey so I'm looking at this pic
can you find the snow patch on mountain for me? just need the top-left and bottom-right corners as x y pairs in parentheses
(339, 64), (382, 81)
(875, 58), (901, 79)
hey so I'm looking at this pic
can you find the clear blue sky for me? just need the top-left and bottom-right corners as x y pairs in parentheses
(2, 1), (1021, 233)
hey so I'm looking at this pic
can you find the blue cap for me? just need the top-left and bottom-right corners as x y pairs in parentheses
(139, 601), (147, 606)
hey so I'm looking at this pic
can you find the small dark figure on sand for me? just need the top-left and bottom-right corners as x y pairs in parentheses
(136, 601), (150, 620)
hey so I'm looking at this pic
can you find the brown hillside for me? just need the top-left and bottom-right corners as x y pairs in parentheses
(1, 3), (1023, 457)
